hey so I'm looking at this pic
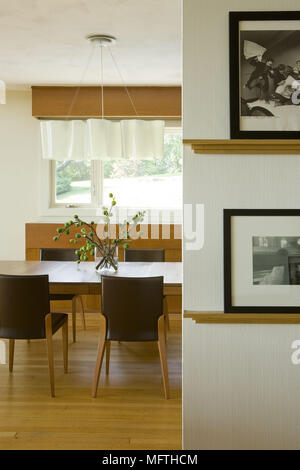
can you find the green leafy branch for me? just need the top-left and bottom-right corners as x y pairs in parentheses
(53, 193), (145, 270)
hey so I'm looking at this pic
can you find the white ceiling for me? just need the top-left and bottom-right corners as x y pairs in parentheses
(0, 0), (181, 89)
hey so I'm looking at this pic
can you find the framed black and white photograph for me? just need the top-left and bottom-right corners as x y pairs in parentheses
(230, 11), (300, 139)
(224, 209), (300, 313)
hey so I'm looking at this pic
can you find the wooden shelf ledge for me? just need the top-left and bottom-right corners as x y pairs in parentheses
(183, 139), (300, 155)
(184, 311), (300, 324)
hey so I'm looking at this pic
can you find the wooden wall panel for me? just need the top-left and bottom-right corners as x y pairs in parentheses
(26, 223), (182, 314)
(26, 223), (182, 260)
(32, 86), (182, 118)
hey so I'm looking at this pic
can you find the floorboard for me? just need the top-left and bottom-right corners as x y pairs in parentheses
(0, 314), (182, 450)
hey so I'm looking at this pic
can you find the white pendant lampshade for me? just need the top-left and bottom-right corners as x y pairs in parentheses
(41, 119), (165, 160)
(120, 119), (165, 160)
(69, 120), (88, 160)
(40, 35), (165, 161)
(87, 119), (123, 159)
(41, 120), (88, 161)
(87, 118), (164, 160)
(41, 120), (72, 160)
(0, 80), (6, 104)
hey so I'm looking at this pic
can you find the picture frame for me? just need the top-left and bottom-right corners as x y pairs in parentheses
(229, 11), (300, 139)
(224, 209), (300, 313)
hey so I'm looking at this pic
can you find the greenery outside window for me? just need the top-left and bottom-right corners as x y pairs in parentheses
(51, 160), (100, 207)
(50, 127), (182, 210)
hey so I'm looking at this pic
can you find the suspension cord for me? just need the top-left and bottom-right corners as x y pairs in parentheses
(108, 46), (139, 117)
(67, 44), (96, 117)
(100, 45), (104, 119)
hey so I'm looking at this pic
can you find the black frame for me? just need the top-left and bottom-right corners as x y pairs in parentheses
(230, 10), (300, 139)
(224, 209), (300, 313)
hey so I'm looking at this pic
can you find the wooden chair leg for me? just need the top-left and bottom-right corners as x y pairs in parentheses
(9, 339), (15, 373)
(45, 314), (55, 397)
(92, 315), (107, 398)
(163, 296), (170, 341)
(166, 312), (170, 331)
(72, 297), (77, 343)
(157, 315), (170, 399)
(62, 320), (68, 374)
(106, 341), (111, 375)
(78, 295), (86, 330)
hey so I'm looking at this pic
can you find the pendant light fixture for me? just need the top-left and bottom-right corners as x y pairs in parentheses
(41, 34), (164, 161)
(0, 80), (6, 104)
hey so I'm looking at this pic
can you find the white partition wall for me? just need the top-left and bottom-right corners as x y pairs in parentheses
(183, 0), (300, 449)
(0, 91), (40, 260)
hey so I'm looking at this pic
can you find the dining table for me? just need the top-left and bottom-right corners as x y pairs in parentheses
(0, 261), (182, 297)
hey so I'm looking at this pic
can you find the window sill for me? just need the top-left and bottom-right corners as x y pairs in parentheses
(38, 207), (182, 224)
(40, 207), (100, 221)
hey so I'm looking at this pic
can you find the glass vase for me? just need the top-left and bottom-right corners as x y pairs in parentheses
(94, 245), (118, 272)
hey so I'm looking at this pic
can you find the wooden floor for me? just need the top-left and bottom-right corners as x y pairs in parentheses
(0, 314), (182, 450)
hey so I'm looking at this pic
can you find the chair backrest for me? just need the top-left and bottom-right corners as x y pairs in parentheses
(40, 248), (79, 262)
(124, 248), (165, 262)
(0, 274), (50, 339)
(101, 275), (163, 341)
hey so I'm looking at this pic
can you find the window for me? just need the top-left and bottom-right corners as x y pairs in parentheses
(103, 129), (182, 209)
(53, 160), (93, 206)
(50, 127), (182, 210)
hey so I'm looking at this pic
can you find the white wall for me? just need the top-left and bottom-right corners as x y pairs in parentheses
(183, 0), (300, 449)
(0, 91), (40, 259)
(183, 0), (300, 139)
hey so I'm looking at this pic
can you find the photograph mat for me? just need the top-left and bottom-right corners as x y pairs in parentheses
(231, 216), (300, 307)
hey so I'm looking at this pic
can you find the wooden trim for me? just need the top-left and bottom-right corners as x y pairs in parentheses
(184, 310), (300, 324)
(32, 86), (181, 118)
(183, 139), (300, 155)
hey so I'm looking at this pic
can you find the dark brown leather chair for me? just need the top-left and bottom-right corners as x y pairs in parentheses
(40, 248), (86, 342)
(124, 248), (169, 331)
(0, 274), (68, 397)
(124, 248), (165, 262)
(92, 275), (169, 399)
